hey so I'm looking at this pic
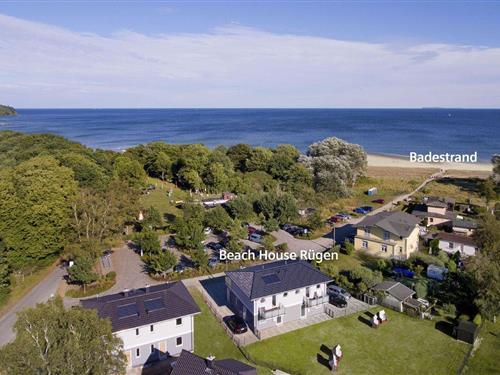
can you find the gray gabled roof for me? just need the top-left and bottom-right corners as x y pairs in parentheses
(226, 260), (331, 300)
(80, 282), (200, 332)
(374, 281), (414, 301)
(170, 350), (256, 375)
(355, 211), (420, 237)
(452, 219), (477, 229)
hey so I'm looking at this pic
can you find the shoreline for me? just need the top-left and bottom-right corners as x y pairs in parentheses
(367, 153), (492, 171)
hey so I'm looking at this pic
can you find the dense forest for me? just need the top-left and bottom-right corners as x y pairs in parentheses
(0, 105), (16, 116)
(0, 130), (366, 302)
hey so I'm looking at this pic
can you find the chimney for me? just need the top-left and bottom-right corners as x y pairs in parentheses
(206, 355), (216, 369)
(145, 284), (150, 293)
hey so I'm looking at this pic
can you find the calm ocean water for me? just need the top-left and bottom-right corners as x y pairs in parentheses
(0, 109), (498, 161)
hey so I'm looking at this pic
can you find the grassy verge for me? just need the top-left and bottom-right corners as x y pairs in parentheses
(65, 277), (116, 298)
(0, 259), (59, 316)
(463, 319), (500, 374)
(245, 308), (469, 375)
(189, 288), (272, 374)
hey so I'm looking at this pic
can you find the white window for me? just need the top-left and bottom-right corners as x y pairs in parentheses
(276, 316), (282, 324)
(260, 297), (265, 303)
(150, 344), (155, 353)
(136, 348), (140, 357)
(176, 318), (182, 326)
(150, 325), (154, 332)
(295, 289), (300, 294)
(364, 227), (370, 236)
(383, 231), (390, 240)
(448, 242), (454, 249)
(381, 244), (387, 252)
(362, 241), (368, 248)
(176, 337), (182, 346)
(135, 328), (139, 336)
(399, 246), (403, 253)
(283, 292), (288, 297)
(316, 284), (320, 288)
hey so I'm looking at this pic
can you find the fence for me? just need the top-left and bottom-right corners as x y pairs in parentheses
(324, 299), (370, 319)
(199, 287), (254, 347)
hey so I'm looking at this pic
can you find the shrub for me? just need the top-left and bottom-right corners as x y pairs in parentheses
(275, 243), (288, 252)
(415, 281), (427, 299)
(105, 271), (116, 281)
(473, 314), (482, 325)
(458, 314), (470, 321)
(343, 240), (354, 255)
(442, 303), (456, 316)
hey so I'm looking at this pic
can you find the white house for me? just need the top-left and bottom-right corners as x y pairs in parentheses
(81, 282), (200, 369)
(436, 232), (478, 257)
(225, 260), (331, 334)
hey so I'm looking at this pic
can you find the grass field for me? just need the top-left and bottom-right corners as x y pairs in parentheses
(415, 178), (487, 206)
(245, 308), (469, 375)
(140, 178), (187, 220)
(463, 320), (500, 375)
(189, 288), (272, 374)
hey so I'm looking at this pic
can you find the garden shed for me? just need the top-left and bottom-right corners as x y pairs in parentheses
(455, 321), (479, 344)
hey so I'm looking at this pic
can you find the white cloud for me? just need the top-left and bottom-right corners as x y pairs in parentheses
(0, 13), (499, 107)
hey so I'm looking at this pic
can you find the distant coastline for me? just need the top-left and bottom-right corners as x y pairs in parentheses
(0, 105), (16, 116)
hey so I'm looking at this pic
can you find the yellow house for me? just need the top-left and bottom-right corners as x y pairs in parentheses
(354, 211), (420, 260)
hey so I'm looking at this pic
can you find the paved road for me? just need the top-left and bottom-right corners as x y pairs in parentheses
(0, 265), (66, 347)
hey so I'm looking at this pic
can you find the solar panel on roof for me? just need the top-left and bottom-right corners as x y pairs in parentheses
(262, 273), (280, 284)
(144, 298), (166, 312)
(117, 303), (138, 319)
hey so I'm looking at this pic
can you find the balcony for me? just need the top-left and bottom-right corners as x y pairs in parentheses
(304, 295), (329, 307)
(258, 304), (285, 320)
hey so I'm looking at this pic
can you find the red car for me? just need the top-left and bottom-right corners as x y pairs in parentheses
(247, 226), (257, 234)
(372, 199), (385, 204)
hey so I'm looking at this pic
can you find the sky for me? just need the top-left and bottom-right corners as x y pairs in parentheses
(0, 1), (500, 108)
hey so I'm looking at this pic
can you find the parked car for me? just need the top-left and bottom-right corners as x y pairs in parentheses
(327, 215), (344, 224)
(203, 227), (212, 235)
(247, 226), (258, 235)
(208, 257), (219, 268)
(329, 294), (348, 308)
(372, 199), (385, 204)
(337, 213), (352, 220)
(354, 207), (369, 214)
(174, 263), (186, 273)
(327, 284), (351, 300)
(360, 205), (374, 212)
(206, 242), (223, 251)
(248, 232), (263, 243)
(393, 267), (414, 278)
(224, 315), (248, 334)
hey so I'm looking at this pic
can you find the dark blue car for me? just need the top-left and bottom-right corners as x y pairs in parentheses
(393, 267), (414, 278)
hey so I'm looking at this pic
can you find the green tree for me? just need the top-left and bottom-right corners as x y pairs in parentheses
(307, 211), (323, 230)
(191, 248), (209, 270)
(204, 206), (233, 232)
(174, 218), (204, 251)
(343, 239), (355, 255)
(134, 230), (161, 256)
(226, 197), (255, 222)
(204, 162), (229, 193)
(145, 251), (177, 276)
(67, 256), (98, 292)
(263, 218), (279, 232)
(415, 281), (428, 299)
(142, 206), (163, 230)
(113, 156), (146, 188)
(246, 147), (273, 172)
(0, 156), (77, 269)
(0, 298), (126, 374)
(227, 144), (253, 172)
(469, 214), (500, 320)
(153, 151), (172, 181)
(178, 168), (203, 191)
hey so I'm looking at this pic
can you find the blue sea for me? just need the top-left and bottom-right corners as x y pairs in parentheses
(0, 109), (499, 161)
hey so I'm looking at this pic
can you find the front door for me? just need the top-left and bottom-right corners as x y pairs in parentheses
(272, 295), (277, 306)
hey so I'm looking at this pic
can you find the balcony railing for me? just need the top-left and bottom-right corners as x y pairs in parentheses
(258, 304), (285, 320)
(304, 295), (329, 307)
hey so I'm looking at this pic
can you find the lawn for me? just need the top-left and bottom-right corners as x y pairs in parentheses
(463, 319), (500, 374)
(189, 288), (272, 374)
(140, 178), (187, 220)
(415, 178), (487, 207)
(245, 308), (470, 375)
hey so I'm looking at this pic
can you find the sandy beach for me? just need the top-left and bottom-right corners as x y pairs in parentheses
(367, 153), (492, 172)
